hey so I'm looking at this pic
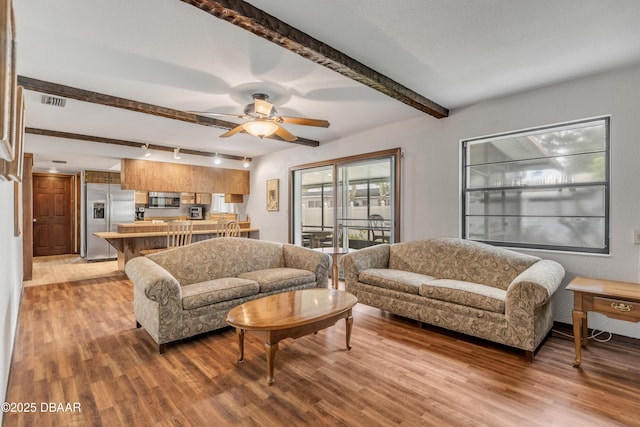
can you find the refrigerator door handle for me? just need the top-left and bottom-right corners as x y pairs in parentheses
(107, 192), (111, 229)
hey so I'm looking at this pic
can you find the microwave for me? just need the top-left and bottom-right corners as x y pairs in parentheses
(189, 206), (204, 220)
(148, 192), (181, 208)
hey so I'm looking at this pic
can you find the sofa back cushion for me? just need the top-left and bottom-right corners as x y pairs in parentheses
(147, 237), (285, 286)
(388, 238), (540, 290)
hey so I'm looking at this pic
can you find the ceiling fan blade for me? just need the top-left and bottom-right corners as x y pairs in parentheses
(188, 111), (249, 120)
(219, 124), (245, 138)
(278, 116), (330, 127)
(254, 98), (274, 117)
(274, 124), (298, 142)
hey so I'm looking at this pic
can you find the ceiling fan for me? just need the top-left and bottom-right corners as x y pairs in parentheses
(191, 93), (330, 142)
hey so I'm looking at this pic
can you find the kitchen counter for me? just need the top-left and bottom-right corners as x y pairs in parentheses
(94, 222), (259, 270)
(117, 219), (252, 233)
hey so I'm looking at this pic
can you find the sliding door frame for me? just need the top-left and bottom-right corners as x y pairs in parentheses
(288, 148), (402, 245)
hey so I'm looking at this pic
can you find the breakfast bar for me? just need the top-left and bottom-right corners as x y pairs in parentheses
(94, 220), (259, 270)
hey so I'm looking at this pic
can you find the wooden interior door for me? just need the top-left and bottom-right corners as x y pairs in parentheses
(33, 174), (73, 256)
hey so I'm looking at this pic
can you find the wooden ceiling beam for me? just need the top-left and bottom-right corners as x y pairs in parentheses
(17, 76), (320, 147)
(25, 127), (250, 162)
(181, 0), (449, 119)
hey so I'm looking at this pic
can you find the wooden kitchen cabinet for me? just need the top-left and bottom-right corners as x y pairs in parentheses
(196, 193), (212, 204)
(224, 194), (243, 203)
(121, 159), (250, 194)
(223, 169), (250, 195)
(180, 193), (196, 204)
(135, 191), (148, 204)
(85, 171), (120, 184)
(180, 193), (213, 205)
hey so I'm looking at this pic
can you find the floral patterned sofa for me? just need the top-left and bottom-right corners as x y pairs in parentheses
(125, 237), (331, 352)
(341, 238), (565, 359)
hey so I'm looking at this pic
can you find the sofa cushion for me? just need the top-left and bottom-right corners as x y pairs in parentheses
(182, 278), (259, 310)
(419, 279), (506, 313)
(359, 269), (435, 295)
(238, 268), (316, 293)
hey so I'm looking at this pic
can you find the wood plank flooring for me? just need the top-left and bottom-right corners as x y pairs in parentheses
(24, 255), (122, 287)
(5, 271), (640, 426)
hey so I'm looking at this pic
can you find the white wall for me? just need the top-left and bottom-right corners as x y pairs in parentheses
(247, 62), (640, 339)
(0, 181), (23, 423)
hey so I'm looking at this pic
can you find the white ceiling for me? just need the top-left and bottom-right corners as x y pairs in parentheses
(14, 0), (640, 173)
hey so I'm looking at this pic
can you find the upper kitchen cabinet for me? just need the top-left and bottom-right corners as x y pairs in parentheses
(223, 169), (250, 195)
(180, 193), (213, 205)
(196, 193), (212, 204)
(85, 171), (121, 184)
(120, 159), (249, 194)
(180, 192), (195, 205)
(224, 194), (244, 203)
(135, 191), (148, 205)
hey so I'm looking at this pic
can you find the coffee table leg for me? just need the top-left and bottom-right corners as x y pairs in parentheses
(264, 341), (279, 385)
(236, 328), (245, 363)
(345, 309), (353, 350)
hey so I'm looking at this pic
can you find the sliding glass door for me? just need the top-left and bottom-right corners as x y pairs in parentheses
(291, 149), (400, 249)
(292, 165), (335, 249)
(336, 157), (394, 249)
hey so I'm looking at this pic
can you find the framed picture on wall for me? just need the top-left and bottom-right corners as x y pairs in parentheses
(0, 0), (16, 161)
(266, 178), (279, 211)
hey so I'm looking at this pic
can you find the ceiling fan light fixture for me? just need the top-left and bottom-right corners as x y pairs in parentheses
(242, 120), (278, 139)
(141, 143), (151, 157)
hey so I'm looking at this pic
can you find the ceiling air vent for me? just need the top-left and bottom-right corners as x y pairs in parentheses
(52, 160), (67, 164)
(41, 95), (66, 107)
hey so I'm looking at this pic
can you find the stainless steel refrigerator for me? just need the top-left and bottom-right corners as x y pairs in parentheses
(84, 182), (135, 260)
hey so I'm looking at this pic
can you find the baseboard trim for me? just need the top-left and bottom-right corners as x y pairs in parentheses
(552, 321), (640, 348)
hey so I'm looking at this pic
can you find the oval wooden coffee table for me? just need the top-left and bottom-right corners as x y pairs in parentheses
(225, 288), (357, 385)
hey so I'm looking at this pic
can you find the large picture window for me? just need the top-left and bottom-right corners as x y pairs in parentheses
(462, 117), (609, 254)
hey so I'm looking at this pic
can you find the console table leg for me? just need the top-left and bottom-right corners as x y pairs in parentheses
(332, 254), (339, 289)
(571, 310), (585, 367)
(265, 341), (279, 385)
(581, 313), (588, 348)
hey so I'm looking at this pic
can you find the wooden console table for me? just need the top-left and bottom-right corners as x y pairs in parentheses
(566, 276), (640, 367)
(313, 247), (354, 289)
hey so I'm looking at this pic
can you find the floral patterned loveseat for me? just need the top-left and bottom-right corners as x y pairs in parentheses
(341, 238), (565, 359)
(125, 237), (331, 352)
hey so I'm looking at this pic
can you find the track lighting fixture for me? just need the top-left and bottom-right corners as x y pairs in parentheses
(141, 143), (151, 157)
(213, 153), (221, 165)
(242, 157), (251, 168)
(173, 147), (181, 160)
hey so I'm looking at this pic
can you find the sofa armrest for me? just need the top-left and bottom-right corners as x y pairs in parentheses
(125, 256), (182, 304)
(283, 244), (331, 287)
(341, 244), (391, 285)
(505, 259), (565, 316)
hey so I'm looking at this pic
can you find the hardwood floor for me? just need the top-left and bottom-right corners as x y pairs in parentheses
(5, 269), (640, 426)
(24, 255), (122, 287)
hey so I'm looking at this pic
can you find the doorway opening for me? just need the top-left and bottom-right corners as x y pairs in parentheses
(32, 173), (76, 257)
